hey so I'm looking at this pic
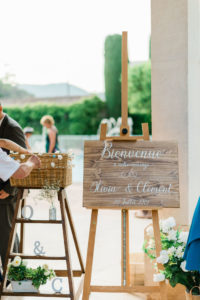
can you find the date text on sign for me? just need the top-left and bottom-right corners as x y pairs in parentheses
(83, 140), (180, 208)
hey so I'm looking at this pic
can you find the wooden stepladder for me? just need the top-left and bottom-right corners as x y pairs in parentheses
(0, 187), (85, 300)
(82, 32), (167, 299)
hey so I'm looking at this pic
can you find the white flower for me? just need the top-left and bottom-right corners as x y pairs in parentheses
(175, 246), (184, 258)
(51, 162), (55, 168)
(178, 232), (189, 244)
(12, 256), (21, 267)
(167, 229), (177, 241)
(58, 155), (63, 160)
(156, 250), (169, 264)
(160, 217), (176, 233)
(180, 261), (188, 272)
(146, 226), (154, 237)
(44, 270), (50, 276)
(153, 273), (165, 282)
(168, 246), (176, 255)
(20, 154), (25, 159)
(43, 264), (49, 270)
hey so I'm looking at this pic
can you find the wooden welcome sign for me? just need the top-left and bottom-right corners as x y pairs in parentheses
(83, 140), (180, 209)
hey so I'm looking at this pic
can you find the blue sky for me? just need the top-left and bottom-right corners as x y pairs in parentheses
(0, 0), (151, 92)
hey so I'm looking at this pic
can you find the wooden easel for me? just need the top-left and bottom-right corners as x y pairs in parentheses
(82, 32), (167, 299)
(0, 187), (85, 299)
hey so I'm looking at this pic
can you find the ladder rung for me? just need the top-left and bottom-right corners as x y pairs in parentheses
(9, 253), (66, 260)
(16, 219), (62, 224)
(2, 291), (71, 297)
(55, 269), (83, 277)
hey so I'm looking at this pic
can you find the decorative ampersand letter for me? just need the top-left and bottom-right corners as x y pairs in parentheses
(21, 205), (34, 220)
(52, 278), (63, 293)
(33, 241), (46, 256)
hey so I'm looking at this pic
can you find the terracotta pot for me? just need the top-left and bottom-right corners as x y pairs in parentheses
(11, 280), (38, 293)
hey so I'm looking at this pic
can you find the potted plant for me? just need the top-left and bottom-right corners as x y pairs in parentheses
(8, 256), (55, 292)
(143, 217), (200, 299)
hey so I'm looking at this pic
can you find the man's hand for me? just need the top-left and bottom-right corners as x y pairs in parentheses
(28, 155), (41, 169)
(0, 190), (10, 199)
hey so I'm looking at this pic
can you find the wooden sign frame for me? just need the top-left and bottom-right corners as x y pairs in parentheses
(83, 140), (179, 209)
(82, 32), (168, 300)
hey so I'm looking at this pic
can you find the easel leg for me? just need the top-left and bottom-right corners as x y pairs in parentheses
(59, 190), (75, 300)
(82, 209), (98, 300)
(121, 209), (130, 287)
(0, 189), (23, 296)
(152, 210), (167, 300)
(19, 197), (25, 253)
(64, 189), (85, 273)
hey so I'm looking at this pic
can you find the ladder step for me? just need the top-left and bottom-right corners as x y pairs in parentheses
(55, 269), (83, 277)
(9, 253), (67, 260)
(16, 219), (62, 224)
(2, 291), (71, 297)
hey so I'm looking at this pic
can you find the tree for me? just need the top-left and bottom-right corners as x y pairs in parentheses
(104, 34), (122, 119)
(128, 61), (151, 115)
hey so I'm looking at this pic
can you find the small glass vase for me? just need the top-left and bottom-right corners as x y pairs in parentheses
(49, 206), (57, 220)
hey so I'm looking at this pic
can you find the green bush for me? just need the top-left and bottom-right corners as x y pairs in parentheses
(104, 34), (122, 119)
(4, 96), (107, 135)
(128, 61), (151, 115)
(130, 113), (152, 135)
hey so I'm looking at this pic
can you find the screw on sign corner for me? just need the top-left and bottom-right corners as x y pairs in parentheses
(122, 128), (128, 135)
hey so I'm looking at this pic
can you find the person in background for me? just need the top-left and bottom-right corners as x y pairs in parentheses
(40, 115), (59, 153)
(24, 127), (34, 150)
(0, 103), (27, 268)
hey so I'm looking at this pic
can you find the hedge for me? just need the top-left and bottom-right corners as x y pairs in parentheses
(4, 96), (107, 135)
(3, 96), (151, 135)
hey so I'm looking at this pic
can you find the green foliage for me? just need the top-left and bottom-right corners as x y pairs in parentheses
(128, 61), (151, 115)
(0, 80), (31, 99)
(130, 112), (151, 135)
(68, 96), (107, 134)
(4, 96), (107, 135)
(143, 219), (200, 294)
(104, 34), (122, 119)
(8, 260), (55, 289)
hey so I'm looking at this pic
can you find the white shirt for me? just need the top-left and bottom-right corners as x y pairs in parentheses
(0, 148), (20, 181)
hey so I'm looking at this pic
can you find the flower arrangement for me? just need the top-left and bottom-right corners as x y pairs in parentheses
(8, 256), (55, 290)
(39, 180), (60, 208)
(143, 217), (200, 294)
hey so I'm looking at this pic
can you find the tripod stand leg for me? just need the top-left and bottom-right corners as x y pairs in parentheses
(152, 210), (167, 300)
(64, 190), (85, 273)
(59, 190), (75, 300)
(82, 209), (98, 300)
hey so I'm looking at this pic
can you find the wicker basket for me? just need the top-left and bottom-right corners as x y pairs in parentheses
(10, 153), (72, 188)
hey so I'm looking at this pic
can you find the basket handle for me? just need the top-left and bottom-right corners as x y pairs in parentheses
(189, 286), (200, 299)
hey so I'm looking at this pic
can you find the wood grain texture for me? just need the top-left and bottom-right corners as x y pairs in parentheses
(83, 140), (180, 208)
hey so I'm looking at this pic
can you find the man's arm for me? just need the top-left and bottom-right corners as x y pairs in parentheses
(1, 126), (27, 196)
(0, 139), (30, 154)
